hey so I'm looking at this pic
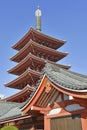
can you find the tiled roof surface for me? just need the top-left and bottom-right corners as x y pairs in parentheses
(43, 63), (87, 91)
(0, 101), (22, 121)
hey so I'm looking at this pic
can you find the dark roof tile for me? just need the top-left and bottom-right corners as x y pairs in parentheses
(43, 63), (87, 91)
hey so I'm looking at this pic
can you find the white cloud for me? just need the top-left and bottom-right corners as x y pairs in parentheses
(0, 94), (5, 99)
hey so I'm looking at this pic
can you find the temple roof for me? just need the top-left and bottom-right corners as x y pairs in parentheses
(11, 39), (68, 63)
(8, 53), (45, 75)
(12, 28), (66, 50)
(5, 68), (41, 89)
(43, 63), (87, 91)
(8, 53), (70, 75)
(3, 85), (35, 102)
(0, 63), (87, 123)
(0, 101), (22, 122)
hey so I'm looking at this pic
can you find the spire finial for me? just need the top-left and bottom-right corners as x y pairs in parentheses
(35, 6), (42, 31)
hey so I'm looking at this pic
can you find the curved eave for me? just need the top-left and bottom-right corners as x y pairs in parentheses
(4, 69), (41, 89)
(48, 73), (87, 92)
(12, 28), (33, 50)
(32, 28), (66, 49)
(22, 75), (87, 114)
(50, 78), (87, 97)
(44, 63), (87, 92)
(11, 39), (68, 62)
(22, 75), (48, 113)
(8, 53), (45, 75)
(10, 40), (33, 62)
(29, 40), (68, 61)
(8, 54), (70, 76)
(12, 28), (66, 51)
(3, 86), (34, 102)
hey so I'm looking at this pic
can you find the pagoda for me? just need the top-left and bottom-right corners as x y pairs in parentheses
(0, 7), (87, 130)
(4, 7), (70, 103)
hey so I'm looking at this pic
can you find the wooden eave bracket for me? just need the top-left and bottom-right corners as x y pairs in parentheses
(30, 105), (49, 114)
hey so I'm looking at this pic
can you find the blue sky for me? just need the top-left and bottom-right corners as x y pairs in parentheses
(0, 0), (87, 97)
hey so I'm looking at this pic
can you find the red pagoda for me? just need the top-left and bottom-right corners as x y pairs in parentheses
(0, 7), (87, 130)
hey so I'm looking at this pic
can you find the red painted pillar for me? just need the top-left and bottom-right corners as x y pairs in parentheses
(44, 115), (50, 130)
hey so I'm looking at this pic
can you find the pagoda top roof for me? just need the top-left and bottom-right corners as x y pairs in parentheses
(12, 28), (66, 50)
(0, 63), (87, 123)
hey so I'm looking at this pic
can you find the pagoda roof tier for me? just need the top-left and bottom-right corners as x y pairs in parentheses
(5, 68), (41, 89)
(8, 53), (70, 76)
(10, 39), (68, 63)
(12, 28), (66, 51)
(8, 53), (45, 75)
(3, 85), (35, 103)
